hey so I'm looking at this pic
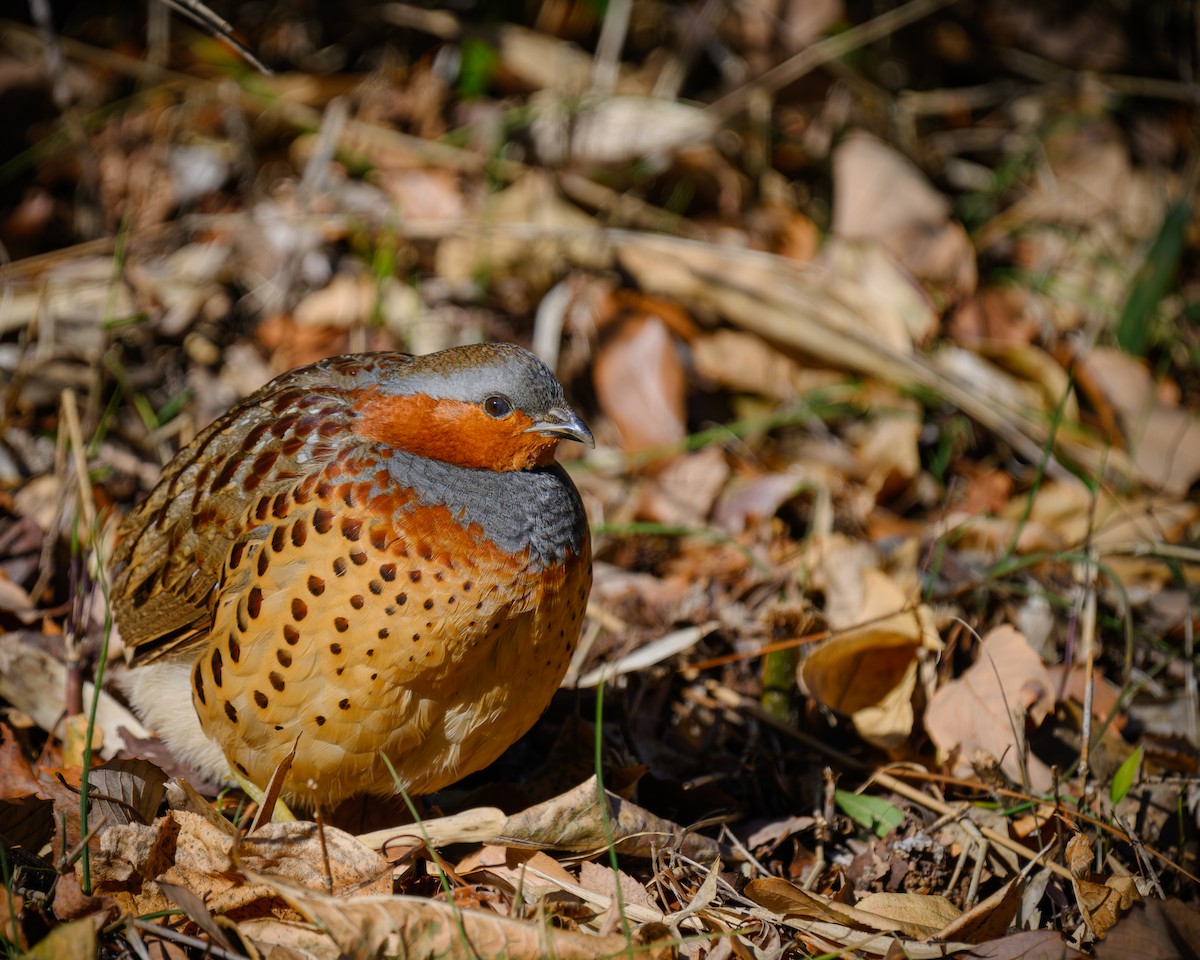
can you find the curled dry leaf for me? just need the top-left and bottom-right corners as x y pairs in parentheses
(924, 626), (1057, 793)
(1066, 833), (1145, 940)
(802, 562), (941, 750)
(496, 776), (731, 863)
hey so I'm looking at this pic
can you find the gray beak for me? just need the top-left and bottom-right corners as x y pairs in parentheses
(527, 406), (595, 447)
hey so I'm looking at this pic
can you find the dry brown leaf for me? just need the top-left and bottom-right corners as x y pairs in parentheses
(925, 626), (1056, 793)
(933, 877), (1022, 944)
(691, 328), (807, 400)
(745, 877), (944, 939)
(831, 132), (976, 301)
(496, 776), (728, 863)
(593, 313), (687, 454)
(637, 446), (730, 526)
(533, 95), (717, 167)
(802, 567), (940, 749)
(1067, 834), (1146, 940)
(1077, 347), (1200, 495)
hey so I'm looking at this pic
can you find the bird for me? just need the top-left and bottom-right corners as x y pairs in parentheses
(112, 342), (593, 811)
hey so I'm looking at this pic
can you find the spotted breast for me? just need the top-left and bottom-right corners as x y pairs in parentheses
(113, 342), (592, 810)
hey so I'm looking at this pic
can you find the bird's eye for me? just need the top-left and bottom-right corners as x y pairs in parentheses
(483, 395), (513, 419)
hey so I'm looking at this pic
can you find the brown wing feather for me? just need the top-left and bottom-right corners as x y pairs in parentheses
(112, 359), (375, 663)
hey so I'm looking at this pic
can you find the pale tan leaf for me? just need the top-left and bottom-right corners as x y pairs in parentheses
(925, 626), (1056, 793)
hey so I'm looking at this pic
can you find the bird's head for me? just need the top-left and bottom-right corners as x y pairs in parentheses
(352, 342), (593, 471)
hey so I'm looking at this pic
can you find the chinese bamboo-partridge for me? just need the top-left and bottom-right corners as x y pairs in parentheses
(113, 342), (592, 809)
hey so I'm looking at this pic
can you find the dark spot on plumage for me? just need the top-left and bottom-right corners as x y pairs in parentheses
(366, 648), (374, 656)
(339, 698), (350, 710)
(330, 642), (343, 656)
(448, 596), (456, 604)
(412, 634), (420, 641)
(307, 575), (325, 596)
(275, 725), (283, 731)
(243, 421), (272, 449)
(313, 508), (333, 533)
(254, 690), (268, 708)
(236, 761), (248, 775)
(315, 715), (326, 726)
(350, 594), (364, 609)
(224, 701), (238, 723)
(336, 666), (345, 675)
(425, 621), (432, 629)
(292, 598), (308, 620)
(276, 648), (292, 667)
(272, 526), (287, 553)
(281, 436), (305, 457)
(342, 518), (362, 541)
(284, 624), (300, 644)
(378, 628), (389, 639)
(316, 482), (332, 501)
(295, 474), (317, 503)
(292, 519), (307, 547)
(229, 542), (246, 570)
(368, 581), (382, 596)
(418, 543), (433, 561)
(395, 593), (407, 606)
(423, 598), (434, 611)
(333, 557), (347, 576)
(380, 564), (396, 581)
(212, 458), (239, 492)
(409, 570), (421, 583)
(228, 633), (241, 662)
(385, 606), (396, 615)
(193, 662), (206, 704)
(434, 571), (445, 582)
(350, 550), (368, 565)
(294, 415), (319, 439)
(269, 388), (305, 411)
(255, 496), (271, 522)
(272, 492), (291, 519)
(462, 581), (473, 592)
(334, 618), (349, 633)
(318, 419), (340, 439)
(370, 527), (388, 551)
(236, 605), (248, 633)
(269, 412), (300, 438)
(252, 448), (280, 476)
(257, 550), (270, 576)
